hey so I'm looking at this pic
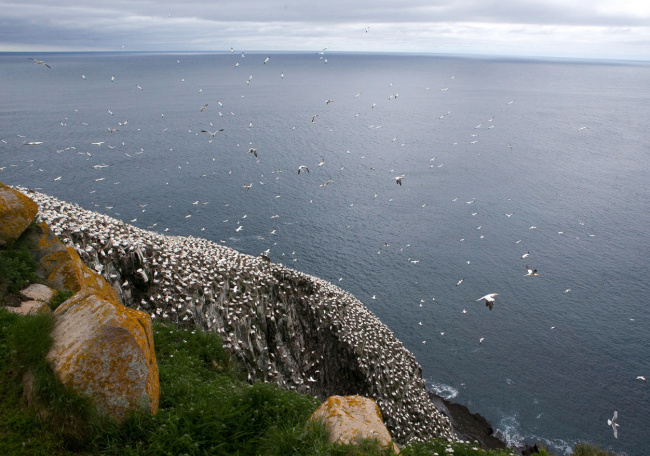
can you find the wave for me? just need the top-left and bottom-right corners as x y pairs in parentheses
(495, 412), (575, 455)
(427, 380), (459, 400)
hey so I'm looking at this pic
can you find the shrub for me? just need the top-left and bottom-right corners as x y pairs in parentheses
(0, 249), (38, 295)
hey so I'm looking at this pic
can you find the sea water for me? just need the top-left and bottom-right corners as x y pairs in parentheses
(1, 51), (649, 455)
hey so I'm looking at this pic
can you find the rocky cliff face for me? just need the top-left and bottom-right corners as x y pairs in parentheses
(17, 186), (455, 444)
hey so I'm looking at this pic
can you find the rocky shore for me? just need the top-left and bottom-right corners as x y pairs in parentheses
(15, 186), (458, 445)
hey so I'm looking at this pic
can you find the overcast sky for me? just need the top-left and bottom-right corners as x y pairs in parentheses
(2, 0), (649, 60)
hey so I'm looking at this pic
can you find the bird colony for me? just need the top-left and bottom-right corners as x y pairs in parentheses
(18, 186), (455, 444)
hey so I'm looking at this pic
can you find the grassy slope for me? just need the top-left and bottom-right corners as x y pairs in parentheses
(0, 307), (528, 456)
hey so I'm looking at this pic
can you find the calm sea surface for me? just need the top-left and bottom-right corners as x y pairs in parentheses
(1, 51), (649, 455)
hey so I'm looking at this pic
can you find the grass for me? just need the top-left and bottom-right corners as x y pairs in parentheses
(49, 290), (76, 311)
(571, 442), (620, 456)
(0, 220), (40, 304)
(0, 249), (38, 295)
(0, 308), (619, 456)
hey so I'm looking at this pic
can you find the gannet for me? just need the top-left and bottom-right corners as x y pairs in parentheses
(525, 266), (539, 276)
(521, 252), (530, 259)
(607, 411), (619, 439)
(201, 129), (224, 138)
(477, 293), (498, 310)
(29, 58), (51, 68)
(395, 175), (404, 186)
(298, 165), (310, 174)
(201, 104), (208, 112)
(249, 148), (257, 157)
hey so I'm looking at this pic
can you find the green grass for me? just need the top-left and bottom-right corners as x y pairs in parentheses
(571, 442), (619, 456)
(0, 249), (39, 295)
(49, 290), (76, 311)
(0, 308), (618, 456)
(0, 220), (40, 304)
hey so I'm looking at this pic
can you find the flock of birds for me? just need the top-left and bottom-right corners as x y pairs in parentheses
(7, 49), (644, 449)
(19, 186), (455, 444)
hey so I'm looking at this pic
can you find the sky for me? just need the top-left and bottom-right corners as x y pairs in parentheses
(1, 0), (649, 60)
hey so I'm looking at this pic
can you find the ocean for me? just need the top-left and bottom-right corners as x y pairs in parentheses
(1, 51), (649, 455)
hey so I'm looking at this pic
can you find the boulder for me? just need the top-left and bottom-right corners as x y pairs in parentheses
(47, 290), (159, 420)
(29, 221), (119, 301)
(0, 182), (38, 246)
(310, 395), (400, 454)
(5, 299), (51, 316)
(5, 283), (56, 316)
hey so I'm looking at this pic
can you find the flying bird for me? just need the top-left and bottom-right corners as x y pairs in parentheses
(29, 58), (51, 68)
(607, 411), (619, 439)
(249, 148), (258, 157)
(201, 104), (208, 112)
(395, 175), (404, 186)
(521, 252), (530, 259)
(456, 279), (464, 287)
(325, 99), (334, 104)
(476, 293), (498, 310)
(525, 266), (539, 276)
(201, 129), (224, 138)
(298, 165), (310, 174)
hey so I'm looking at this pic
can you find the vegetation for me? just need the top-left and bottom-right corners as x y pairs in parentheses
(49, 290), (76, 311)
(0, 249), (38, 296)
(572, 442), (620, 456)
(0, 308), (619, 455)
(0, 220), (40, 304)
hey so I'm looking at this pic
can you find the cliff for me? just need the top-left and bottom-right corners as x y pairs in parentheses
(15, 185), (455, 444)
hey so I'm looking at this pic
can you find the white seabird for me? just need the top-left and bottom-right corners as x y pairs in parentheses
(607, 411), (619, 439)
(298, 165), (310, 174)
(395, 175), (404, 186)
(476, 293), (498, 310)
(525, 266), (539, 276)
(201, 129), (224, 138)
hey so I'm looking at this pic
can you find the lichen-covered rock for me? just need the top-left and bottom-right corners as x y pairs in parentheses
(310, 395), (400, 454)
(47, 291), (159, 420)
(29, 221), (119, 302)
(0, 182), (38, 246)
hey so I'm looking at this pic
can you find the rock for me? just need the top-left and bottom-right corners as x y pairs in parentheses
(522, 441), (556, 456)
(5, 283), (55, 315)
(28, 221), (119, 300)
(0, 182), (38, 246)
(20, 283), (55, 303)
(5, 299), (52, 316)
(310, 395), (400, 454)
(47, 290), (159, 420)
(1, 184), (159, 422)
(428, 391), (506, 450)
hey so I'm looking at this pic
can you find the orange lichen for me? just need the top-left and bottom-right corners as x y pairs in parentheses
(310, 395), (399, 454)
(0, 182), (38, 244)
